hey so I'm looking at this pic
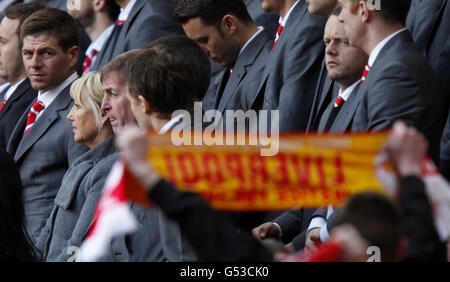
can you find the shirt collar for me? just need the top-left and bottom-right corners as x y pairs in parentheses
(85, 25), (115, 56)
(338, 79), (361, 102)
(4, 78), (26, 101)
(38, 72), (78, 108)
(368, 28), (407, 67)
(159, 114), (185, 135)
(239, 26), (264, 56)
(118, 0), (137, 22)
(279, 0), (301, 27)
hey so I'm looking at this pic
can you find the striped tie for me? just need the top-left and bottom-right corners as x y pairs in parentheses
(82, 49), (99, 75)
(0, 99), (6, 113)
(24, 101), (45, 136)
(116, 19), (126, 26)
(361, 64), (371, 84)
(334, 96), (345, 108)
(272, 25), (284, 51)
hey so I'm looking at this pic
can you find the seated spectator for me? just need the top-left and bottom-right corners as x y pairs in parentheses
(35, 72), (116, 261)
(0, 149), (37, 262)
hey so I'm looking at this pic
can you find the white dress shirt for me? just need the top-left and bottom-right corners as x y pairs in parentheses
(159, 114), (185, 135)
(3, 78), (26, 101)
(278, 0), (301, 27)
(36, 72), (79, 121)
(84, 25), (114, 71)
(118, 0), (137, 22)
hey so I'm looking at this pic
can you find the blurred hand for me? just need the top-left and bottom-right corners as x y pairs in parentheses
(305, 227), (321, 253)
(252, 222), (281, 241)
(116, 126), (161, 189)
(385, 121), (428, 178)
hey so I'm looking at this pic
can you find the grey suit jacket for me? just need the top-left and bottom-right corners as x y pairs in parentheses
(92, 0), (183, 71)
(214, 29), (273, 114)
(258, 0), (327, 132)
(318, 83), (362, 133)
(36, 137), (116, 261)
(6, 83), (89, 242)
(407, 0), (450, 117)
(0, 79), (36, 150)
(307, 61), (339, 132)
(351, 30), (442, 165)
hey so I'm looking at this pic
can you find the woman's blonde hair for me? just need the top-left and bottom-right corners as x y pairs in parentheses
(70, 72), (105, 135)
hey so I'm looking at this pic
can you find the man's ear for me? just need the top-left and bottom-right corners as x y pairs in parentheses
(67, 45), (79, 69)
(358, 0), (371, 23)
(221, 15), (238, 35)
(93, 0), (107, 12)
(138, 95), (152, 115)
(101, 110), (109, 125)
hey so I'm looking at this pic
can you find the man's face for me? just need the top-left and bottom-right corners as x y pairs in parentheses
(324, 16), (368, 86)
(307, 0), (338, 16)
(182, 17), (239, 68)
(67, 0), (95, 27)
(337, 0), (365, 48)
(101, 71), (137, 134)
(22, 34), (78, 92)
(0, 17), (24, 83)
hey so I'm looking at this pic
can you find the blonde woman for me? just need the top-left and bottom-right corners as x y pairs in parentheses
(36, 72), (116, 261)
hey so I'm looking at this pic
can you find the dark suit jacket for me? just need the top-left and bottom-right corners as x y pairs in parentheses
(214, 29), (273, 114)
(351, 30), (442, 165)
(92, 0), (183, 71)
(149, 179), (273, 262)
(244, 0), (279, 38)
(6, 82), (89, 242)
(407, 0), (450, 118)
(318, 83), (362, 132)
(0, 79), (36, 151)
(258, 0), (326, 132)
(400, 176), (447, 261)
(307, 61), (339, 132)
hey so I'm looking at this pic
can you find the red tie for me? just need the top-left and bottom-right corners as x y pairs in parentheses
(272, 25), (284, 51)
(24, 101), (45, 136)
(0, 99), (6, 112)
(82, 49), (99, 75)
(361, 64), (371, 84)
(116, 19), (126, 26)
(230, 66), (234, 76)
(334, 96), (345, 108)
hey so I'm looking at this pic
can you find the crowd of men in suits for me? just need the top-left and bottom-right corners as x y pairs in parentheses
(0, 0), (449, 261)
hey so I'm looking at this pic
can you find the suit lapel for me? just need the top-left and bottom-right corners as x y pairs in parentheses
(330, 83), (362, 132)
(14, 85), (72, 161)
(413, 0), (447, 53)
(114, 0), (146, 56)
(256, 1), (308, 94)
(217, 30), (271, 112)
(0, 79), (33, 120)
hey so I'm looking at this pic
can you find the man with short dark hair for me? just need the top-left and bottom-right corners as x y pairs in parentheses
(337, 0), (442, 163)
(174, 0), (273, 118)
(67, 0), (120, 75)
(0, 3), (45, 150)
(6, 7), (89, 243)
(98, 49), (198, 262)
